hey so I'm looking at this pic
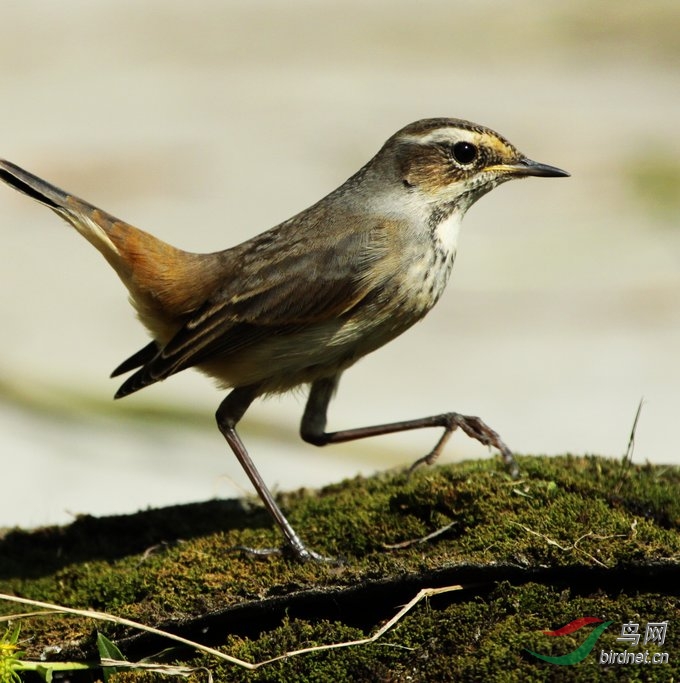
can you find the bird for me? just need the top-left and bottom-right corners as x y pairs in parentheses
(0, 118), (569, 561)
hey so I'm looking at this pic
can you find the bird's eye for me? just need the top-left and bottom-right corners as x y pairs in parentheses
(452, 141), (478, 165)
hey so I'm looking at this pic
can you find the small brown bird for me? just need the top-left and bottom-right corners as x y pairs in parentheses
(0, 118), (568, 560)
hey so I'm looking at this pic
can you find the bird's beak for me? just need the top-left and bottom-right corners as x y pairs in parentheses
(501, 157), (571, 178)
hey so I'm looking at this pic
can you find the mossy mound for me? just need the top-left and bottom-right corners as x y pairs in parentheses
(1, 454), (678, 681)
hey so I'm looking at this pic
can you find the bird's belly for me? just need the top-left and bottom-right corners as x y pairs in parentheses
(196, 320), (370, 393)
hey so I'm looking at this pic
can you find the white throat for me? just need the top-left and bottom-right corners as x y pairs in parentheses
(433, 208), (464, 257)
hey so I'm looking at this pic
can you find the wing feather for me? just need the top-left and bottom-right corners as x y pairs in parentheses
(115, 217), (391, 397)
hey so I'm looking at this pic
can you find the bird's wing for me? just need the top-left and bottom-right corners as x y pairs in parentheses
(114, 217), (393, 397)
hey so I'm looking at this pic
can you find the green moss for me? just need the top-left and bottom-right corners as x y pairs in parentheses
(112, 586), (680, 682)
(1, 455), (679, 680)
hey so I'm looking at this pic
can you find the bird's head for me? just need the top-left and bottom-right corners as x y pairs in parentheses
(373, 117), (569, 211)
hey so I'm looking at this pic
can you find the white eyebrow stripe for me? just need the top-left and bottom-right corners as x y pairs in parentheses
(401, 128), (479, 146)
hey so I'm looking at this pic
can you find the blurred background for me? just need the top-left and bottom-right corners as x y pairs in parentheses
(1, 0), (678, 528)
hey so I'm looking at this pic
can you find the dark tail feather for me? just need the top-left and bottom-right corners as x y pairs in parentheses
(0, 159), (70, 210)
(114, 366), (157, 399)
(111, 341), (159, 378)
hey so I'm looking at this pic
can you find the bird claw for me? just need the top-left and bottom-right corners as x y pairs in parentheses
(408, 412), (519, 479)
(228, 543), (340, 564)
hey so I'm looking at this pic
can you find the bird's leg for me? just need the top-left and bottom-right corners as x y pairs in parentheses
(301, 376), (518, 478)
(216, 386), (331, 562)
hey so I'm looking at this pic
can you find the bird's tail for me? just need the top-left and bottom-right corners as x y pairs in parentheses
(0, 159), (138, 270)
(0, 159), (222, 338)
